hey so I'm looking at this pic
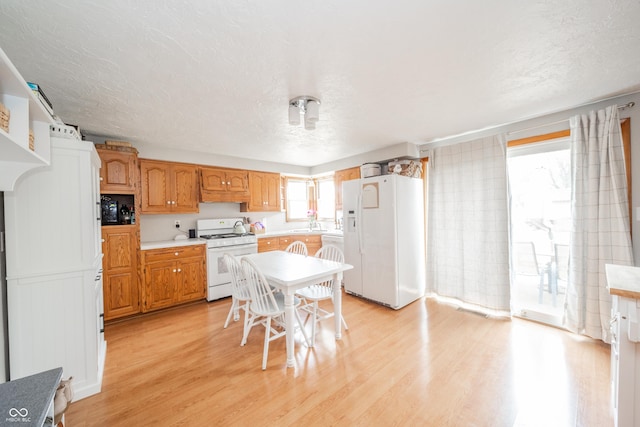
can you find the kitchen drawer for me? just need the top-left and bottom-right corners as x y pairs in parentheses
(143, 244), (205, 263)
(291, 234), (321, 255)
(278, 234), (322, 253)
(258, 237), (279, 252)
(292, 235), (321, 244)
(279, 236), (293, 248)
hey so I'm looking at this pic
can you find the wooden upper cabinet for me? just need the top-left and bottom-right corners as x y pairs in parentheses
(241, 171), (281, 212)
(200, 167), (250, 203)
(335, 166), (360, 210)
(95, 145), (138, 194)
(140, 159), (199, 214)
(173, 164), (199, 212)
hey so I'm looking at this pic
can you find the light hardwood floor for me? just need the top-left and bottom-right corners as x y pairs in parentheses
(66, 293), (613, 426)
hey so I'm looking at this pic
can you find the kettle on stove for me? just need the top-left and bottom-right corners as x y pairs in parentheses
(233, 220), (247, 234)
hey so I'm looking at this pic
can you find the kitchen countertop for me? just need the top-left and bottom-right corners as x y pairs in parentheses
(141, 238), (207, 251)
(257, 230), (343, 238)
(606, 263), (640, 299)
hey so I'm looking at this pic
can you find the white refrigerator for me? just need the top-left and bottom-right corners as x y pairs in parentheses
(343, 174), (426, 309)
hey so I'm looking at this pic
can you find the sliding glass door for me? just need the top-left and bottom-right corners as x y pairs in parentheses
(508, 139), (570, 326)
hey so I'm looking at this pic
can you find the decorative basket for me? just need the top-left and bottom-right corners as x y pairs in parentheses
(0, 102), (10, 133)
(105, 140), (132, 147)
(94, 143), (139, 154)
(388, 160), (422, 178)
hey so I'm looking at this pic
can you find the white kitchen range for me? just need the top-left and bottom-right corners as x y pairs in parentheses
(196, 218), (258, 301)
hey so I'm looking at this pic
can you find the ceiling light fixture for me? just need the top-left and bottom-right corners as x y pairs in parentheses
(289, 96), (321, 130)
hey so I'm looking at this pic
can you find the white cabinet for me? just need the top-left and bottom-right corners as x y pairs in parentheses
(0, 46), (55, 190)
(611, 295), (640, 427)
(606, 264), (640, 427)
(4, 137), (105, 400)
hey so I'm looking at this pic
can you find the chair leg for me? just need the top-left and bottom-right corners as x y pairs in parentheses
(241, 301), (250, 342)
(241, 312), (256, 346)
(538, 272), (544, 304)
(223, 297), (237, 328)
(311, 301), (319, 346)
(294, 309), (311, 347)
(341, 315), (348, 330)
(262, 317), (271, 370)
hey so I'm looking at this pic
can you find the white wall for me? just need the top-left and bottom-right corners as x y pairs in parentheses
(139, 203), (290, 242)
(139, 204), (335, 242)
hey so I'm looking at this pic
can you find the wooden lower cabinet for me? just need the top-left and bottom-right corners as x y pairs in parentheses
(257, 234), (323, 254)
(278, 235), (294, 250)
(258, 237), (279, 253)
(291, 234), (322, 255)
(141, 244), (206, 312)
(102, 225), (140, 320)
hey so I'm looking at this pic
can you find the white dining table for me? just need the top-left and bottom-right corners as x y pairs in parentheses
(242, 250), (353, 368)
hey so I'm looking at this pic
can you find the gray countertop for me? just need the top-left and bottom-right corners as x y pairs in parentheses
(140, 238), (207, 251)
(140, 232), (343, 249)
(257, 230), (343, 238)
(0, 367), (62, 426)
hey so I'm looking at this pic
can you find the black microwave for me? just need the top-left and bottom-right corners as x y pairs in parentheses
(101, 200), (118, 225)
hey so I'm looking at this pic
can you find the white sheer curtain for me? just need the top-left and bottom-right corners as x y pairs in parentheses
(426, 134), (511, 311)
(563, 105), (633, 342)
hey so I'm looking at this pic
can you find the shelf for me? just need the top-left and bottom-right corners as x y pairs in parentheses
(0, 46), (55, 190)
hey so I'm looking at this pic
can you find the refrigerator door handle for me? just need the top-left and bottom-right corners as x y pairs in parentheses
(357, 191), (364, 254)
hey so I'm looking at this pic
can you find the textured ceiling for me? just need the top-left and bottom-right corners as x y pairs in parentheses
(1, 0), (640, 167)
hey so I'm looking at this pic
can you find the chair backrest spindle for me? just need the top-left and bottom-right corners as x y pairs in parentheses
(285, 241), (308, 256)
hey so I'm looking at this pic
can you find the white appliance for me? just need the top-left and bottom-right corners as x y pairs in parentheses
(321, 232), (344, 253)
(342, 174), (426, 309)
(196, 218), (258, 301)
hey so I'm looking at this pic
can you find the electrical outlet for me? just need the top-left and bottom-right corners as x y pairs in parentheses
(175, 220), (181, 228)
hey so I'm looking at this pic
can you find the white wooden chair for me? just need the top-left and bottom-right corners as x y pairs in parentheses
(285, 241), (308, 256)
(240, 257), (310, 370)
(554, 243), (569, 296)
(513, 241), (552, 304)
(295, 244), (348, 346)
(223, 254), (252, 344)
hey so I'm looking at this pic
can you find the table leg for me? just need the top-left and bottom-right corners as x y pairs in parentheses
(284, 292), (296, 368)
(334, 272), (342, 340)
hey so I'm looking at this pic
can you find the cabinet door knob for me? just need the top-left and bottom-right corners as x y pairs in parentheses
(100, 177), (103, 181)
(173, 269), (177, 273)
(166, 201), (171, 204)
(177, 268), (182, 273)
(227, 181), (231, 185)
(175, 252), (179, 256)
